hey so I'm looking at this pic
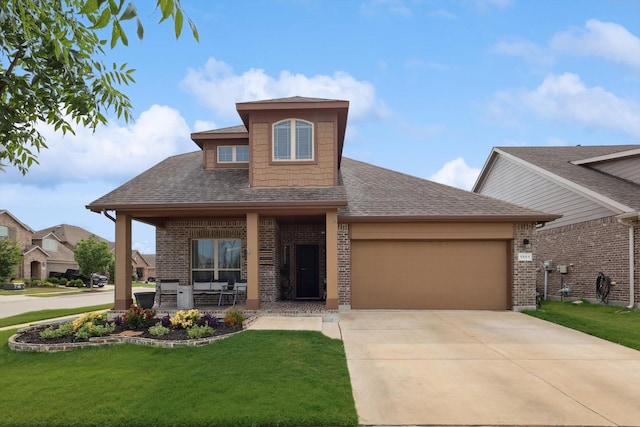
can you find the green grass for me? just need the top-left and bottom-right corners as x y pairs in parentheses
(0, 286), (83, 296)
(523, 300), (640, 351)
(0, 329), (357, 427)
(0, 304), (114, 328)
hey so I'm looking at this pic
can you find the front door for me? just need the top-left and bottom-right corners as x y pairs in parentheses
(296, 245), (319, 299)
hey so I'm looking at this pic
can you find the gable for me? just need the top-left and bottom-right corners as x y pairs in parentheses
(477, 155), (613, 229)
(586, 156), (640, 185)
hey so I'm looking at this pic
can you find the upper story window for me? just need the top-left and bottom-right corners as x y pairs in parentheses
(217, 145), (249, 163)
(273, 119), (313, 161)
(43, 237), (58, 251)
(0, 225), (8, 239)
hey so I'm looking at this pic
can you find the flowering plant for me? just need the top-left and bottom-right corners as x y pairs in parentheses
(123, 304), (156, 330)
(72, 311), (107, 331)
(170, 309), (201, 329)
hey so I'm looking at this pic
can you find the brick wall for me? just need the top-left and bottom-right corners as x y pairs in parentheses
(512, 223), (537, 309)
(536, 215), (638, 307)
(338, 224), (351, 308)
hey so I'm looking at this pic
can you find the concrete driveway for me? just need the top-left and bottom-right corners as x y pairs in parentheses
(340, 310), (640, 426)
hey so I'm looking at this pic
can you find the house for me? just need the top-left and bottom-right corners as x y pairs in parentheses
(0, 210), (48, 280)
(473, 145), (640, 308)
(87, 96), (557, 312)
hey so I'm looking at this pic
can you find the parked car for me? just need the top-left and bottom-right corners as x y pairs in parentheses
(145, 277), (156, 284)
(91, 273), (108, 287)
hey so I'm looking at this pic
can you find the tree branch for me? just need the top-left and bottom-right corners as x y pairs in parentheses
(0, 48), (24, 98)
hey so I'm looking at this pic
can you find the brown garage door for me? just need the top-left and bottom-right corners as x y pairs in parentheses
(351, 240), (508, 310)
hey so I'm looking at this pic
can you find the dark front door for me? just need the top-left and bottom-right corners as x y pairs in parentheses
(296, 245), (319, 299)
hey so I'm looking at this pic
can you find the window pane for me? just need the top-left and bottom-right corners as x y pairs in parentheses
(192, 240), (215, 269)
(43, 238), (58, 251)
(218, 239), (241, 269)
(236, 146), (249, 162)
(218, 270), (241, 282)
(0, 226), (8, 238)
(192, 271), (214, 282)
(273, 121), (291, 159)
(218, 146), (233, 162)
(295, 121), (312, 160)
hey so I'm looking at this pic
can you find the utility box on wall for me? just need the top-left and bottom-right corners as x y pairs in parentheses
(557, 265), (568, 274)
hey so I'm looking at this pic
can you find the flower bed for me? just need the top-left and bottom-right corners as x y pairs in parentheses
(9, 306), (251, 352)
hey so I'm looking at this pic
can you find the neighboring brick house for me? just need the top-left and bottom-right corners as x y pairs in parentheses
(473, 146), (640, 308)
(87, 96), (557, 312)
(0, 210), (48, 280)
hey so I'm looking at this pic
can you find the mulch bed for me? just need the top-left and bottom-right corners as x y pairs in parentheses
(15, 320), (243, 345)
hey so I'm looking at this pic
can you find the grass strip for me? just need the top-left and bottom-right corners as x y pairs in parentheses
(0, 287), (83, 296)
(523, 300), (640, 351)
(0, 329), (357, 426)
(0, 304), (113, 328)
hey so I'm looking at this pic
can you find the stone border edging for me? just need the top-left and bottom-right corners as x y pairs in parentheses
(9, 316), (258, 353)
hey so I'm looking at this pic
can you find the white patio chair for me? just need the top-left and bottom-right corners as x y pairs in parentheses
(158, 279), (179, 305)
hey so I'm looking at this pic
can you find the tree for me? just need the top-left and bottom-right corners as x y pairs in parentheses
(0, 238), (23, 280)
(0, 0), (199, 174)
(74, 235), (113, 279)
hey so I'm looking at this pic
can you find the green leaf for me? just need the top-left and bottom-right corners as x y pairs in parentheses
(136, 17), (144, 39)
(120, 2), (137, 20)
(110, 22), (119, 48)
(80, 0), (100, 15)
(91, 6), (112, 29)
(158, 0), (173, 23)
(188, 18), (199, 42)
(174, 8), (183, 39)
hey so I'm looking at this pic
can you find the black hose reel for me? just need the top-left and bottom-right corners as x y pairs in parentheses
(595, 272), (612, 304)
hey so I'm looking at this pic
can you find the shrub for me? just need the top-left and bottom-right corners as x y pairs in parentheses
(187, 325), (214, 339)
(40, 322), (74, 339)
(123, 305), (156, 330)
(72, 311), (107, 331)
(75, 322), (115, 339)
(170, 309), (201, 329)
(48, 277), (60, 285)
(223, 307), (244, 327)
(149, 323), (170, 337)
(200, 313), (218, 328)
(60, 278), (68, 286)
(73, 279), (85, 288)
(161, 314), (172, 328)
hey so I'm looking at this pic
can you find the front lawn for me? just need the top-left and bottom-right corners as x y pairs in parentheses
(0, 286), (84, 296)
(0, 328), (357, 427)
(523, 300), (640, 351)
(0, 304), (113, 328)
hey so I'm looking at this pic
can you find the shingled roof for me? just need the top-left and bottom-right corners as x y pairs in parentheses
(487, 145), (640, 211)
(87, 152), (556, 223)
(339, 158), (557, 221)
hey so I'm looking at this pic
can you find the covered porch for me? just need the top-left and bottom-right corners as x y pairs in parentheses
(109, 209), (341, 312)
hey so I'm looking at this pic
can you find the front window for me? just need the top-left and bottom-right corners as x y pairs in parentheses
(0, 226), (8, 239)
(192, 239), (241, 282)
(217, 146), (249, 163)
(273, 119), (313, 161)
(43, 237), (58, 251)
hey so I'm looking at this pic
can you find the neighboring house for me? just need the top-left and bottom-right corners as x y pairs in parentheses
(34, 224), (111, 278)
(87, 96), (557, 312)
(473, 145), (640, 308)
(0, 210), (48, 280)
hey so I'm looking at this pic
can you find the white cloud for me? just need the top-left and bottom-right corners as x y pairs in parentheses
(551, 19), (640, 71)
(492, 40), (554, 66)
(3, 105), (192, 186)
(430, 9), (457, 20)
(361, 0), (412, 17)
(180, 57), (388, 121)
(429, 158), (481, 190)
(193, 120), (218, 132)
(488, 73), (640, 139)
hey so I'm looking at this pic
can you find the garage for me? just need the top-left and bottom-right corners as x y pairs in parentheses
(349, 223), (511, 310)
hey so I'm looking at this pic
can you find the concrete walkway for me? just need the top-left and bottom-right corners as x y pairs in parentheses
(340, 310), (640, 427)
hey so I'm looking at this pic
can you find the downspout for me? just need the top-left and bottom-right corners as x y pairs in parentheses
(102, 210), (116, 223)
(617, 212), (639, 309)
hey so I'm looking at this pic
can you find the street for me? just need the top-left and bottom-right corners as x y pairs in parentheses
(0, 285), (151, 318)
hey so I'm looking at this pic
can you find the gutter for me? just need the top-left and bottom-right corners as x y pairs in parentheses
(616, 212), (639, 309)
(102, 210), (116, 223)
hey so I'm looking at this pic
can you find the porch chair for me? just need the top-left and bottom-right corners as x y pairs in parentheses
(218, 278), (237, 306)
(234, 282), (247, 305)
(158, 279), (179, 306)
(193, 281), (211, 305)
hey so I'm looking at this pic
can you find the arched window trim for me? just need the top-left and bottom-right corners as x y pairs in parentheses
(272, 119), (314, 161)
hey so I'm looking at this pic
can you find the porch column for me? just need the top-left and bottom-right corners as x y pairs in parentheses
(246, 212), (260, 310)
(114, 212), (133, 310)
(325, 210), (339, 310)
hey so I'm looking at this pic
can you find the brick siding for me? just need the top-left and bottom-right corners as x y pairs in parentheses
(338, 224), (351, 308)
(513, 223), (537, 309)
(536, 215), (639, 307)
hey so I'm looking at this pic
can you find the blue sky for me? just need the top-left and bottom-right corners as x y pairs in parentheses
(2, 0), (640, 253)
